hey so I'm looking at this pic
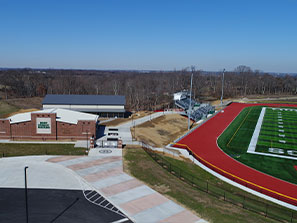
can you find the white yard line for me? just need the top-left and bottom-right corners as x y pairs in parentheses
(247, 107), (266, 153)
(247, 151), (297, 160)
(247, 107), (297, 160)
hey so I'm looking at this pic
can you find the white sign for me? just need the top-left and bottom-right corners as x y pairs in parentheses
(36, 118), (51, 134)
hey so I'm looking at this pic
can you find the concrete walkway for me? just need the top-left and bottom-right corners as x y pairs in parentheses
(47, 150), (207, 223)
(0, 155), (91, 190)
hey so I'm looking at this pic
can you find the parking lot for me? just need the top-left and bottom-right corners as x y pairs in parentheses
(0, 188), (131, 223)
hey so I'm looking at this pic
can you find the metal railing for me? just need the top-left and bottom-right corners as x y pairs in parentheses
(142, 147), (297, 223)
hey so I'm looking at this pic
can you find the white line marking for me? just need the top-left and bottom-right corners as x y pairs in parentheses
(248, 150), (297, 160)
(110, 217), (129, 223)
(93, 196), (102, 203)
(247, 107), (266, 153)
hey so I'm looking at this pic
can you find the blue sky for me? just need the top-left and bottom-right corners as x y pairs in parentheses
(0, 0), (297, 72)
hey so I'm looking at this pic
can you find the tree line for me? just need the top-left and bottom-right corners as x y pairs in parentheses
(0, 66), (296, 111)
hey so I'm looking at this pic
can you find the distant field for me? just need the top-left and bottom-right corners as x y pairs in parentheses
(0, 101), (19, 118)
(217, 106), (297, 185)
(0, 97), (42, 118)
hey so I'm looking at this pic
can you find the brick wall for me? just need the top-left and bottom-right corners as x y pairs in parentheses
(0, 113), (96, 141)
(0, 119), (10, 139)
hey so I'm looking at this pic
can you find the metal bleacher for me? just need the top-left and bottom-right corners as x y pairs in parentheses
(175, 98), (196, 110)
(174, 91), (214, 122)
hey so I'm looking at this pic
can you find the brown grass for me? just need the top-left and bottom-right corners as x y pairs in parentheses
(131, 114), (195, 147)
(104, 118), (131, 126)
(7, 108), (39, 117)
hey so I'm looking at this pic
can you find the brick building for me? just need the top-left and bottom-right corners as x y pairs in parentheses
(0, 108), (98, 141)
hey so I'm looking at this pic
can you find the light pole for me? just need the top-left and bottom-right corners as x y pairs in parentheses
(24, 166), (29, 223)
(220, 69), (225, 106)
(134, 121), (136, 141)
(188, 67), (194, 130)
(132, 115), (134, 141)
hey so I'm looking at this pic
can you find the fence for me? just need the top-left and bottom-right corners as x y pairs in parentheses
(142, 147), (297, 223)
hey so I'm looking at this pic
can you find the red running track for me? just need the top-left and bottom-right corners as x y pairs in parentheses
(175, 102), (297, 206)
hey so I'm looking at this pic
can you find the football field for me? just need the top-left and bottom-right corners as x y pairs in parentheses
(218, 105), (297, 185)
(249, 107), (297, 159)
(177, 102), (297, 206)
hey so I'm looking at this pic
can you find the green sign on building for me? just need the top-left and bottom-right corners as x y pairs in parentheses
(38, 122), (50, 129)
(36, 118), (51, 134)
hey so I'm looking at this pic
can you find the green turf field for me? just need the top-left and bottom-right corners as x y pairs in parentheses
(256, 107), (297, 156)
(217, 106), (297, 185)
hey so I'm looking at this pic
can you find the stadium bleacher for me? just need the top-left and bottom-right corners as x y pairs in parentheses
(174, 91), (214, 122)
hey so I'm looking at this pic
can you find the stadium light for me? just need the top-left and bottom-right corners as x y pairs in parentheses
(188, 67), (194, 130)
(220, 69), (225, 106)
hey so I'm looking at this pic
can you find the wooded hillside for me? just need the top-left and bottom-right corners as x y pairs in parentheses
(1, 66), (296, 110)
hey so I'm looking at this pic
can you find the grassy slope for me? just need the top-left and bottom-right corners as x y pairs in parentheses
(123, 148), (281, 223)
(217, 106), (297, 185)
(0, 97), (43, 118)
(0, 143), (86, 157)
(0, 100), (19, 118)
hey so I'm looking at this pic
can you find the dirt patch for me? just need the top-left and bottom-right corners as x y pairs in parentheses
(157, 129), (170, 136)
(137, 121), (155, 128)
(152, 184), (171, 193)
(132, 114), (194, 147)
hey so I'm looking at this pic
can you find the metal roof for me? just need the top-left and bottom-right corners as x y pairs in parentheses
(42, 94), (125, 105)
(9, 108), (98, 125)
(68, 108), (126, 113)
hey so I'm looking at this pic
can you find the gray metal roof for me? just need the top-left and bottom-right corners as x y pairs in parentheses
(42, 94), (125, 105)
